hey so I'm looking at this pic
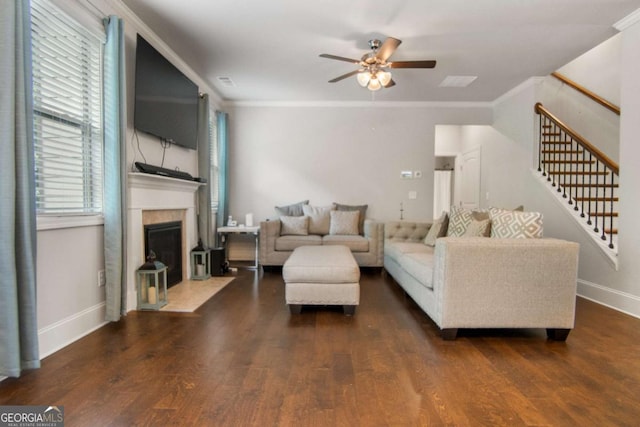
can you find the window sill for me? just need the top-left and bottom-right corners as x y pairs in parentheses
(37, 215), (104, 231)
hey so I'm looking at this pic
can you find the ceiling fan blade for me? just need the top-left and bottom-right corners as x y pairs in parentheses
(319, 54), (360, 64)
(328, 69), (360, 83)
(384, 78), (396, 88)
(376, 37), (402, 61)
(389, 60), (437, 69)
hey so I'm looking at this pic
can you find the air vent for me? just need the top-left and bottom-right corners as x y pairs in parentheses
(217, 76), (236, 87)
(439, 76), (477, 88)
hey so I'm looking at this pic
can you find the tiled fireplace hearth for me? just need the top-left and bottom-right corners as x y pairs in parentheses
(127, 172), (203, 311)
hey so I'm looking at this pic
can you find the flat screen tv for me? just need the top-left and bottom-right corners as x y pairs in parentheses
(134, 34), (199, 150)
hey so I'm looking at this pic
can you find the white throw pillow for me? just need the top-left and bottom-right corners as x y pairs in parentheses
(302, 204), (334, 235)
(447, 206), (490, 237)
(280, 216), (309, 236)
(329, 210), (359, 235)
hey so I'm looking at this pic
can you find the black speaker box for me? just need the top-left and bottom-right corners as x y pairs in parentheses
(210, 247), (226, 276)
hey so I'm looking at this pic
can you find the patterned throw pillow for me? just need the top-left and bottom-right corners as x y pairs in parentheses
(275, 200), (309, 217)
(446, 206), (490, 237)
(280, 216), (309, 236)
(329, 210), (360, 235)
(302, 204), (334, 235)
(423, 213), (449, 246)
(489, 207), (543, 238)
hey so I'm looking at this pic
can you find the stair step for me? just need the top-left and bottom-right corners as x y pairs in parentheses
(604, 228), (619, 235)
(542, 160), (594, 164)
(574, 197), (619, 202)
(561, 183), (619, 188)
(588, 212), (619, 217)
(547, 170), (609, 175)
(542, 150), (583, 155)
(542, 132), (562, 136)
(542, 141), (573, 145)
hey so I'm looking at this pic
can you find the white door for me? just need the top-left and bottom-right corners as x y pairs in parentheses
(459, 147), (481, 209)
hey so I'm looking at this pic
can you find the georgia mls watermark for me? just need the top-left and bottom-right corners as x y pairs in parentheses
(0, 406), (64, 427)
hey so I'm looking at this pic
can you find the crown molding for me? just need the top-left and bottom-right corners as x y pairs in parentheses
(224, 100), (493, 109)
(614, 8), (640, 31)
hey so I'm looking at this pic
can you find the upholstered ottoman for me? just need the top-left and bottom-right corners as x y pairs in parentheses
(283, 245), (360, 315)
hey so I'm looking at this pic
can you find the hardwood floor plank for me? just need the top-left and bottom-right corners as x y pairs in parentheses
(2, 269), (640, 426)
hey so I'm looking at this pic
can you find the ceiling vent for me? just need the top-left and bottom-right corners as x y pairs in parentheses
(217, 76), (236, 87)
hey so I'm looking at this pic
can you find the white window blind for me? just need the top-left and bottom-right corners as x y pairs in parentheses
(31, 0), (105, 215)
(210, 114), (220, 212)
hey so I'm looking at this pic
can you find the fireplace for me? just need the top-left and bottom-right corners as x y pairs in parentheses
(144, 221), (183, 288)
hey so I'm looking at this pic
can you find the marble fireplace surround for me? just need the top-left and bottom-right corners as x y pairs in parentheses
(126, 172), (203, 312)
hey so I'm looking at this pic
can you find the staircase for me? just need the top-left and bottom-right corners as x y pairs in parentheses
(535, 102), (619, 253)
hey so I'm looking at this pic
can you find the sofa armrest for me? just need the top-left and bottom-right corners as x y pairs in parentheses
(433, 237), (579, 329)
(363, 219), (385, 265)
(259, 220), (281, 264)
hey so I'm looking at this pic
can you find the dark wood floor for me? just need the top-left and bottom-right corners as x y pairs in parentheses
(2, 269), (640, 426)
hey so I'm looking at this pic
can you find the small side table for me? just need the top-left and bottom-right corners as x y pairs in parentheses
(217, 225), (260, 269)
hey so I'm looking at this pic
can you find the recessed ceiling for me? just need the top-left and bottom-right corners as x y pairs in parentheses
(120, 0), (640, 104)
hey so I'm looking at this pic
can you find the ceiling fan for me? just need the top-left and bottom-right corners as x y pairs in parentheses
(319, 37), (436, 91)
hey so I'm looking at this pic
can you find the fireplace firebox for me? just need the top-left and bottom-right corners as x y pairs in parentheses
(144, 221), (182, 287)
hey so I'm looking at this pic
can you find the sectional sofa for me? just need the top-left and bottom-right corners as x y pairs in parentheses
(384, 215), (580, 340)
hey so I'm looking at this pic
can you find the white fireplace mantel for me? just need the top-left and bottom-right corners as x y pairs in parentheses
(126, 172), (205, 312)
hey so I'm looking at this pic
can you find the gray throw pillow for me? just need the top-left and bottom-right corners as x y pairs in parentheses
(334, 203), (368, 235)
(275, 200), (308, 217)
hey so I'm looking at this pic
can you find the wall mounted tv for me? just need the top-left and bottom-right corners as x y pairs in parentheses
(134, 34), (199, 150)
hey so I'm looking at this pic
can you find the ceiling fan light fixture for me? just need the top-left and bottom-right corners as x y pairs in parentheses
(377, 70), (392, 86)
(367, 77), (382, 91)
(357, 71), (371, 87)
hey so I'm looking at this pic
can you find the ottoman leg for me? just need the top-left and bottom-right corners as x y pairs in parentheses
(289, 304), (302, 314)
(343, 305), (356, 316)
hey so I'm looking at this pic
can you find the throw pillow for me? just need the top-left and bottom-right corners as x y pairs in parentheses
(275, 200), (309, 217)
(302, 204), (334, 235)
(489, 207), (543, 238)
(329, 210), (360, 235)
(447, 206), (490, 237)
(280, 216), (309, 236)
(462, 219), (491, 237)
(334, 203), (368, 235)
(423, 212), (449, 246)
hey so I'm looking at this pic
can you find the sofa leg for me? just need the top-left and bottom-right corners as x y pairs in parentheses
(343, 305), (356, 316)
(289, 304), (302, 314)
(547, 328), (571, 341)
(441, 328), (458, 340)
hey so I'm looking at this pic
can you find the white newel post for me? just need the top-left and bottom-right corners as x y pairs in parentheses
(126, 172), (204, 312)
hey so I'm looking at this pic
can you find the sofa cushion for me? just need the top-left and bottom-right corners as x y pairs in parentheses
(275, 200), (308, 217)
(423, 213), (449, 246)
(385, 241), (432, 262)
(302, 204), (334, 235)
(275, 235), (322, 251)
(330, 210), (360, 235)
(489, 207), (543, 239)
(280, 215), (309, 235)
(447, 206), (490, 237)
(398, 252), (435, 289)
(322, 235), (369, 252)
(334, 203), (368, 235)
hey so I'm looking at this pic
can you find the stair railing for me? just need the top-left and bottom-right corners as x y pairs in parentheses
(535, 102), (619, 250)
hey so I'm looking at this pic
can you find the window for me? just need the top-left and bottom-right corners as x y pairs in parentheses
(31, 0), (105, 215)
(210, 113), (220, 212)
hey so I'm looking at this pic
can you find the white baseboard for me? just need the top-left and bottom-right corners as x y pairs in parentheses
(578, 279), (640, 320)
(38, 302), (108, 359)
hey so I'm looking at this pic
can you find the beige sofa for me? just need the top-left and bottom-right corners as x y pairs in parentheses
(384, 221), (580, 340)
(259, 219), (384, 267)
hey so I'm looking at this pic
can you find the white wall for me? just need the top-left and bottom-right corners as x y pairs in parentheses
(227, 104), (492, 225)
(35, 0), (222, 357)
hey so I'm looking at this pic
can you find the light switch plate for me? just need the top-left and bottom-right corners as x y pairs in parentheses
(408, 191), (417, 199)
